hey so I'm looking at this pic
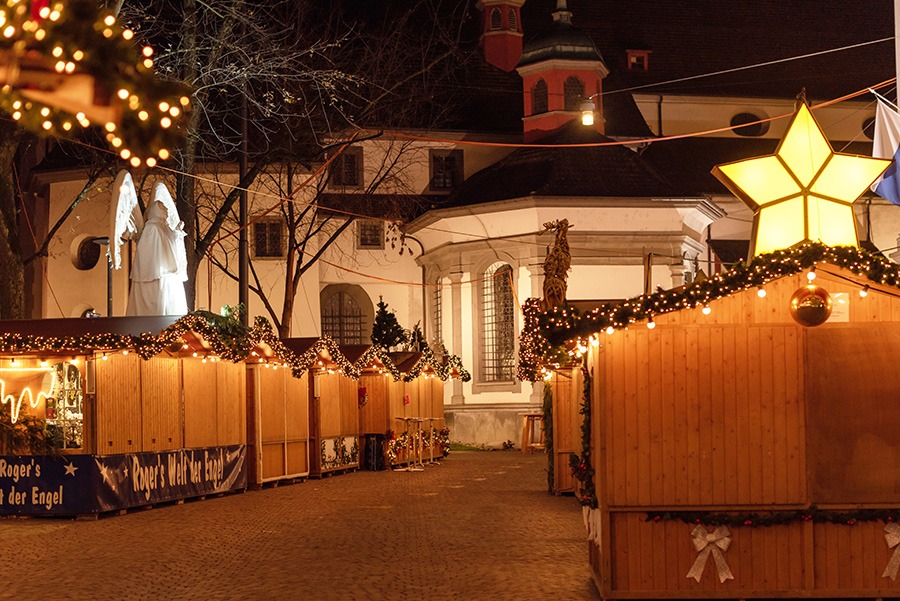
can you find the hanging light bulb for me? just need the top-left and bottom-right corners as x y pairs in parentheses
(701, 305), (711, 315)
(605, 326), (614, 335)
(807, 266), (817, 282)
(859, 284), (869, 298)
(647, 318), (656, 330)
(757, 286), (767, 298)
(580, 98), (595, 126)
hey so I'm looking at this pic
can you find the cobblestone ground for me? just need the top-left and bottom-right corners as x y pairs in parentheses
(0, 451), (599, 600)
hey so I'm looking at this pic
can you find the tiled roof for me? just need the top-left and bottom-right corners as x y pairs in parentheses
(444, 121), (688, 205)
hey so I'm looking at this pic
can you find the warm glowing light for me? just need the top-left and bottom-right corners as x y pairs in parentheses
(103, 14), (115, 26)
(130, 156), (141, 167)
(51, 46), (62, 57)
(158, 148), (170, 160)
(0, 367), (55, 423)
(605, 326), (614, 335)
(701, 305), (711, 315)
(104, 122), (116, 132)
(117, 88), (129, 99)
(807, 268), (817, 282)
(159, 102), (170, 112)
(142, 46), (153, 57)
(647, 319), (656, 330)
(757, 286), (767, 298)
(72, 50), (83, 61)
(146, 157), (157, 168)
(580, 99), (595, 126)
(138, 110), (148, 121)
(712, 103), (891, 256)
(122, 29), (133, 40)
(859, 285), (870, 298)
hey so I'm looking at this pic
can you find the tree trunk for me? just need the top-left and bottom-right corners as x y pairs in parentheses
(176, 0), (200, 310)
(0, 125), (24, 319)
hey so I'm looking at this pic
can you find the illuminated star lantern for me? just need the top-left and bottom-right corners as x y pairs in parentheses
(712, 103), (891, 257)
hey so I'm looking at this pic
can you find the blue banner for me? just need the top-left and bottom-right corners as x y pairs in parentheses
(0, 445), (246, 516)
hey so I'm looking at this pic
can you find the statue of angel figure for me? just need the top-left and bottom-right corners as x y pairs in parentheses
(109, 170), (188, 316)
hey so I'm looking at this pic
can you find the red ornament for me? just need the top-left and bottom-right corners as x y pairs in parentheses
(743, 520), (752, 525)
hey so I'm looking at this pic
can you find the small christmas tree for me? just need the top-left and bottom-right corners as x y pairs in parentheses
(371, 297), (408, 349)
(406, 322), (424, 352)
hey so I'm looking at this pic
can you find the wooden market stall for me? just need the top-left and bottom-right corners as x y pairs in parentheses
(541, 249), (900, 599)
(0, 315), (249, 516)
(358, 351), (449, 469)
(545, 366), (582, 495)
(282, 338), (360, 477)
(243, 340), (311, 487)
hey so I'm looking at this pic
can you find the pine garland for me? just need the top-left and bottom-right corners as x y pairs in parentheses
(568, 359), (597, 508)
(648, 507), (900, 527)
(542, 381), (553, 493)
(519, 242), (900, 381)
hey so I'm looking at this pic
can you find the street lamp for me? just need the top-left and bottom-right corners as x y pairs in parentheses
(580, 97), (595, 126)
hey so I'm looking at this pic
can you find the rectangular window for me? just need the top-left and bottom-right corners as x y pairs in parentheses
(328, 147), (363, 188)
(252, 218), (285, 258)
(430, 149), (463, 191)
(357, 220), (384, 250)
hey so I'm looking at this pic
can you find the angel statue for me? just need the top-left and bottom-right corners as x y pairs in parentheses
(109, 170), (188, 316)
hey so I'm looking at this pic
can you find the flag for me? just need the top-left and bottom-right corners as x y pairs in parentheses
(871, 98), (900, 205)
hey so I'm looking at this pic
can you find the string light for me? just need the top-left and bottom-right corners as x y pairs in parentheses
(757, 286), (767, 298)
(701, 305), (712, 315)
(859, 284), (869, 298)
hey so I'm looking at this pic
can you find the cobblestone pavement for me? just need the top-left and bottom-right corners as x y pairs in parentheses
(0, 451), (600, 600)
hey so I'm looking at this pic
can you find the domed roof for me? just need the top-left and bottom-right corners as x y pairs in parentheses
(517, 1), (604, 68)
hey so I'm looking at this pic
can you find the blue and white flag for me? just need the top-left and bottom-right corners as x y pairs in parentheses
(871, 97), (900, 206)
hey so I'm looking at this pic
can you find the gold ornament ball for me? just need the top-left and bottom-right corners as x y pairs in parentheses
(789, 285), (832, 327)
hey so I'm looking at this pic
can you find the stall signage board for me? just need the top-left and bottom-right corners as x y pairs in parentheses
(0, 445), (246, 516)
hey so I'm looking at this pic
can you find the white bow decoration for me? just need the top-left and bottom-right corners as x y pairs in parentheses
(686, 525), (734, 583)
(883, 522), (900, 580)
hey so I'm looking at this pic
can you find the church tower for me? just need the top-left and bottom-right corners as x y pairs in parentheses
(476, 0), (525, 72)
(515, 0), (608, 141)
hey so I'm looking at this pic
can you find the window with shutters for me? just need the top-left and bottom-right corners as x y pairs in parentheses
(489, 7), (501, 29)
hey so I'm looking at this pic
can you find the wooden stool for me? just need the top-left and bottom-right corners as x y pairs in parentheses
(521, 413), (545, 454)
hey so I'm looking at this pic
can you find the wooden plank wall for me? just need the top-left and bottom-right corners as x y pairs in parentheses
(316, 373), (342, 438)
(257, 366), (286, 480)
(217, 362), (245, 446)
(591, 265), (900, 598)
(340, 376), (359, 439)
(358, 374), (390, 435)
(95, 354), (143, 454)
(285, 371), (309, 476)
(551, 368), (579, 494)
(183, 360), (219, 448)
(599, 323), (805, 508)
(140, 357), (182, 451)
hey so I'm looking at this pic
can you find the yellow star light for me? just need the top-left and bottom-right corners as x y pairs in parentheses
(712, 103), (891, 257)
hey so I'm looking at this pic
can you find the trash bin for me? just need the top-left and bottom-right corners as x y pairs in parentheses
(363, 434), (386, 471)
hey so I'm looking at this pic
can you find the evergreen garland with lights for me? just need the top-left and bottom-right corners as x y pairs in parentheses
(519, 242), (900, 380)
(647, 507), (900, 527)
(543, 381), (553, 493)
(0, 0), (191, 164)
(568, 359), (597, 508)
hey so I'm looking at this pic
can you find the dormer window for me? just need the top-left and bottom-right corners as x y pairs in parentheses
(490, 7), (502, 30)
(532, 79), (548, 114)
(564, 76), (584, 111)
(627, 49), (651, 71)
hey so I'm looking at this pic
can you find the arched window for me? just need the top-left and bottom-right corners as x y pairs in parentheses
(532, 79), (548, 115)
(489, 7), (501, 30)
(320, 284), (374, 345)
(564, 76), (584, 111)
(481, 263), (515, 382)
(508, 9), (518, 31)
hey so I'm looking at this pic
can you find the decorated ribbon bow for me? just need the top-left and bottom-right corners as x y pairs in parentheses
(883, 522), (900, 580)
(686, 525), (734, 583)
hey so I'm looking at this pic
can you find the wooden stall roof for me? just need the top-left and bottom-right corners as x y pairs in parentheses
(0, 315), (180, 339)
